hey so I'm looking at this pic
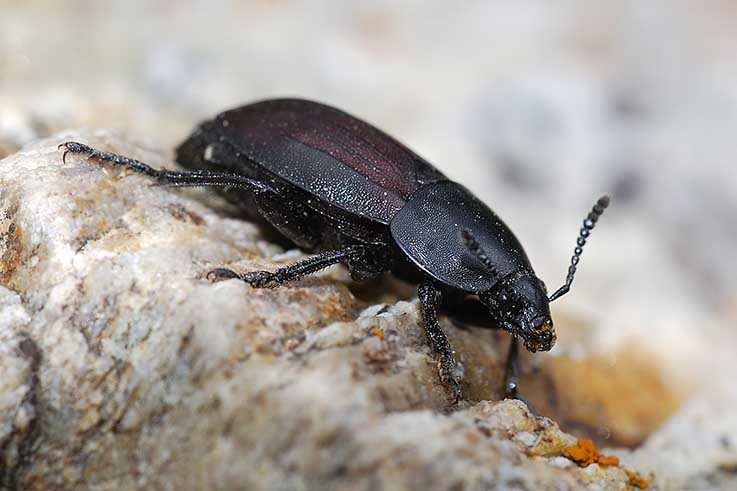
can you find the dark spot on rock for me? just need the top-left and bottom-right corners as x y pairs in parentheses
(475, 422), (492, 439)
(166, 203), (205, 225)
(1, 220), (23, 283)
(18, 337), (42, 370)
(178, 325), (195, 356)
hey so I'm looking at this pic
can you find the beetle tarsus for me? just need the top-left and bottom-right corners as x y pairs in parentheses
(439, 357), (463, 404)
(208, 245), (367, 288)
(418, 282), (463, 403)
(206, 268), (241, 282)
(60, 141), (162, 176)
(503, 337), (519, 399)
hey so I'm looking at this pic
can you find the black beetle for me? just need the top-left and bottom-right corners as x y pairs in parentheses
(60, 98), (609, 402)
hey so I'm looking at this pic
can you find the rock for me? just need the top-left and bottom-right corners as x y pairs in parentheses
(0, 131), (648, 490)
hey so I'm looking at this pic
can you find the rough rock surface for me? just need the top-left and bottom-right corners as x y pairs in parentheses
(0, 132), (656, 490)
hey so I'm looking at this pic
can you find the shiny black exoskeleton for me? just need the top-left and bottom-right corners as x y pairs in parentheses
(60, 98), (609, 402)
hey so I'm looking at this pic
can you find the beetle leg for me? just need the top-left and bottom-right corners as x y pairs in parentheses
(503, 336), (519, 399)
(502, 336), (538, 411)
(59, 142), (273, 194)
(417, 282), (462, 403)
(442, 296), (525, 401)
(207, 245), (366, 288)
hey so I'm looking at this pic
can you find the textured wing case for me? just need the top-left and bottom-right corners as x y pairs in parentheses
(201, 99), (446, 224)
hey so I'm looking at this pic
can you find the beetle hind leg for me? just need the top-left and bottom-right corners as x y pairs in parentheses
(208, 245), (367, 288)
(418, 282), (463, 403)
(59, 141), (272, 194)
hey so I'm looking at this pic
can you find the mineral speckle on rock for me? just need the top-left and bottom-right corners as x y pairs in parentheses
(0, 132), (659, 490)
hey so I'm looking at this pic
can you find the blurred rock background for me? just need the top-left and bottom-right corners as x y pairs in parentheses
(2, 0), (737, 482)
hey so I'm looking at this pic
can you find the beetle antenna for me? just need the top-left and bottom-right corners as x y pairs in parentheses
(461, 229), (501, 279)
(549, 195), (610, 302)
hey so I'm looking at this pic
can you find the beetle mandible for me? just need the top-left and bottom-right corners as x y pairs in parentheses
(60, 98), (609, 402)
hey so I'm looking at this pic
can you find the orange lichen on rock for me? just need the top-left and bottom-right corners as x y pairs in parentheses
(624, 469), (650, 489)
(563, 438), (651, 488)
(370, 327), (384, 339)
(563, 438), (619, 468)
(563, 438), (598, 466)
(597, 454), (620, 466)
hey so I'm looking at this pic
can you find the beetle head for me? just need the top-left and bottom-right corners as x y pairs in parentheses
(480, 270), (555, 353)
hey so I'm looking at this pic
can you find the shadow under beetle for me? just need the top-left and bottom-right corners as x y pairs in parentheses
(60, 98), (609, 403)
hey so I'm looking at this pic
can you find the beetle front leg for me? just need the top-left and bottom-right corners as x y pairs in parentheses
(503, 336), (519, 399)
(418, 282), (462, 403)
(442, 296), (524, 400)
(208, 245), (366, 288)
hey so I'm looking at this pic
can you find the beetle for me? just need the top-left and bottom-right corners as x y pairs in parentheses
(60, 98), (609, 402)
